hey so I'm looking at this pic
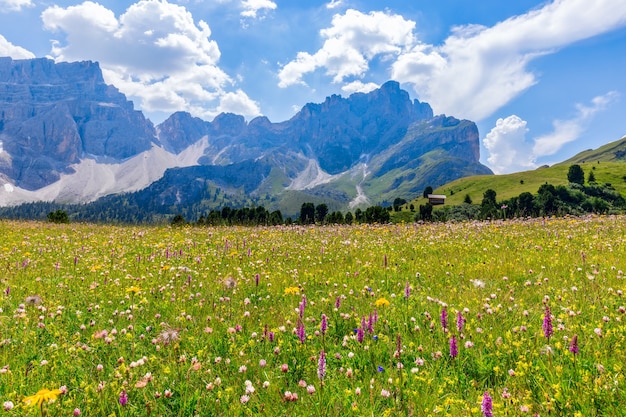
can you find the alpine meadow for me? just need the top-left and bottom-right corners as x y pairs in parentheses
(1, 215), (625, 416)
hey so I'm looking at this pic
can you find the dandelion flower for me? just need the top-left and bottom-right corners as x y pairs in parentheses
(23, 388), (63, 408)
(284, 286), (300, 295)
(25, 295), (42, 305)
(224, 277), (237, 289)
(374, 298), (390, 307)
(126, 286), (141, 295)
(157, 327), (180, 346)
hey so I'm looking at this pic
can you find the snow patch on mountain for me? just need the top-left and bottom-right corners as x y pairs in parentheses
(0, 137), (208, 206)
(286, 158), (335, 190)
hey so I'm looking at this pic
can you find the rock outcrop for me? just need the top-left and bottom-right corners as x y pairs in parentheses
(0, 57), (156, 189)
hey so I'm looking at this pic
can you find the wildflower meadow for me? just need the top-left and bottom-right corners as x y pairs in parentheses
(1, 215), (625, 416)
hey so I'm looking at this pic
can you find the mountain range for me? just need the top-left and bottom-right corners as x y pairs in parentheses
(0, 57), (492, 218)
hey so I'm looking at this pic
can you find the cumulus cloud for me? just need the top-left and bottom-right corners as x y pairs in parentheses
(217, 89), (261, 116)
(483, 115), (535, 174)
(240, 0), (276, 18)
(483, 92), (619, 173)
(278, 9), (415, 88)
(41, 0), (260, 121)
(392, 0), (626, 121)
(0, 34), (35, 58)
(0, 0), (33, 12)
(341, 80), (379, 95)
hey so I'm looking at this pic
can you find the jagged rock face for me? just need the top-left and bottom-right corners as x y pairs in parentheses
(158, 80), (438, 174)
(157, 111), (209, 154)
(0, 57), (492, 211)
(286, 81), (434, 174)
(0, 57), (156, 190)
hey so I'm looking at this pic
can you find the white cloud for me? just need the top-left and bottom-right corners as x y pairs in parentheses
(0, 34), (35, 58)
(41, 0), (260, 121)
(392, 0), (626, 121)
(484, 92), (619, 173)
(326, 0), (343, 9)
(483, 115), (535, 174)
(240, 0), (276, 18)
(0, 0), (33, 12)
(533, 91), (619, 156)
(217, 89), (261, 116)
(278, 9), (415, 88)
(341, 80), (379, 95)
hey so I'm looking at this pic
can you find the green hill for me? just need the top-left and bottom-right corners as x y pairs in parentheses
(561, 136), (626, 164)
(399, 136), (626, 216)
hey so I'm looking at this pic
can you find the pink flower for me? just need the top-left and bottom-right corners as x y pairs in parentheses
(481, 391), (493, 417)
(119, 390), (128, 406)
(317, 350), (326, 380)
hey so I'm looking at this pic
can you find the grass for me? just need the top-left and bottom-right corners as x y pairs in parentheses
(405, 161), (626, 208)
(1, 216), (626, 416)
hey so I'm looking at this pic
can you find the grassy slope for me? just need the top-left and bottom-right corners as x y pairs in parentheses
(398, 162), (626, 217)
(560, 136), (626, 163)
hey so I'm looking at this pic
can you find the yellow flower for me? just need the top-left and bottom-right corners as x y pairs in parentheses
(126, 286), (141, 294)
(374, 297), (390, 307)
(284, 286), (300, 295)
(23, 388), (63, 408)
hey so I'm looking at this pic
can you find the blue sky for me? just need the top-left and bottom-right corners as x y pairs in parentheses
(1, 0), (625, 173)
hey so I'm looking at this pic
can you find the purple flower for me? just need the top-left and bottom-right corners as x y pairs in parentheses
(569, 334), (579, 355)
(440, 307), (448, 331)
(357, 327), (364, 343)
(367, 313), (374, 334)
(404, 280), (410, 299)
(335, 296), (341, 309)
(481, 391), (493, 417)
(449, 335), (458, 358)
(543, 305), (553, 341)
(297, 320), (306, 343)
(320, 314), (328, 335)
(119, 390), (128, 406)
(255, 273), (259, 287)
(317, 350), (326, 380)
(299, 300), (305, 319)
(456, 311), (465, 333)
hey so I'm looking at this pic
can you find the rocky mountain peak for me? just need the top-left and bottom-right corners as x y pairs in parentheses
(0, 57), (156, 190)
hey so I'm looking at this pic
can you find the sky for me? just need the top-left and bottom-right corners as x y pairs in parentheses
(1, 0), (626, 174)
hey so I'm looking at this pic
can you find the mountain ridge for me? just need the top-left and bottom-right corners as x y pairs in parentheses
(0, 57), (493, 218)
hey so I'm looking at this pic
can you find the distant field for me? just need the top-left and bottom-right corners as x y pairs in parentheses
(1, 217), (625, 415)
(406, 161), (626, 208)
